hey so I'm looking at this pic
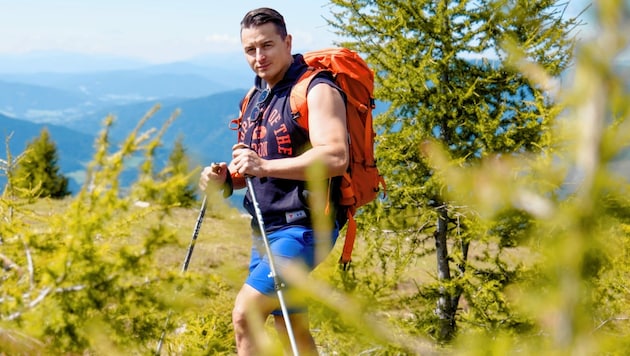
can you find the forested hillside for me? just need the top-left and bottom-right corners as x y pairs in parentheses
(0, 89), (246, 193)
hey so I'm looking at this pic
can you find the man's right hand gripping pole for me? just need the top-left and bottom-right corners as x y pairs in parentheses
(199, 162), (232, 198)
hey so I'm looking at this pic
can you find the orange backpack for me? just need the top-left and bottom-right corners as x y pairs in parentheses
(291, 48), (386, 267)
(233, 47), (386, 267)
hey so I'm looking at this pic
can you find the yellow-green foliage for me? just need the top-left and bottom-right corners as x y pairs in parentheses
(130, 109), (198, 208)
(0, 107), (246, 354)
(2, 2), (630, 355)
(11, 128), (69, 199)
(329, 0), (581, 343)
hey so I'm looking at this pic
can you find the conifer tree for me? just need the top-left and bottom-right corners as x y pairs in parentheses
(13, 128), (70, 198)
(329, 0), (579, 340)
(157, 135), (197, 207)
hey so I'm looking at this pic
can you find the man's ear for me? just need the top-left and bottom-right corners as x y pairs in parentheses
(285, 34), (292, 52)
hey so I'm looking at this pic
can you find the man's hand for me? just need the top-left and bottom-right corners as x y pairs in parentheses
(199, 162), (228, 192)
(231, 143), (265, 178)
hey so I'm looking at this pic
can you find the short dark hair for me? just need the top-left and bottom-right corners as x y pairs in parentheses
(240, 7), (288, 39)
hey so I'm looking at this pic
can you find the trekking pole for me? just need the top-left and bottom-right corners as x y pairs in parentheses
(245, 176), (300, 356)
(180, 196), (208, 273)
(155, 195), (208, 355)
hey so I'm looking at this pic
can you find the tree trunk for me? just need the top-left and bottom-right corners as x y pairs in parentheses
(434, 204), (456, 341)
(451, 240), (469, 311)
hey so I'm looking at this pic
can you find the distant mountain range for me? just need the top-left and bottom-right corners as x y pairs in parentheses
(60, 89), (248, 166)
(0, 79), (87, 115)
(1, 51), (628, 199)
(0, 64), (252, 123)
(0, 51), (257, 195)
(0, 89), (247, 194)
(0, 113), (94, 192)
(0, 50), (249, 74)
(0, 52), (265, 204)
(1, 70), (228, 103)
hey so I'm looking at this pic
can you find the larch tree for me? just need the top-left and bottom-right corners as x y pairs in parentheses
(157, 135), (197, 207)
(13, 128), (70, 199)
(328, 0), (579, 340)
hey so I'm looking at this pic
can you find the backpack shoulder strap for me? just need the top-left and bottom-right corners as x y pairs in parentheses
(289, 67), (326, 131)
(229, 86), (257, 131)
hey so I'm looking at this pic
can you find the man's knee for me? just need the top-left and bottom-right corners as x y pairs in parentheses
(232, 304), (248, 333)
(232, 284), (277, 332)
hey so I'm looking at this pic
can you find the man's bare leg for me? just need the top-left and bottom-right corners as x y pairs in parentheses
(232, 284), (278, 355)
(274, 313), (318, 356)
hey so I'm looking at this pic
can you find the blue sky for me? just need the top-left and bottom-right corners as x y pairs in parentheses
(0, 0), (339, 63)
(0, 0), (596, 64)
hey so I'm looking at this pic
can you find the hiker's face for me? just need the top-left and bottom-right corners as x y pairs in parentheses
(241, 22), (292, 87)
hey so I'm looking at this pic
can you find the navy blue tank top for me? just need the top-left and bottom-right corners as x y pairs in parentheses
(238, 54), (344, 234)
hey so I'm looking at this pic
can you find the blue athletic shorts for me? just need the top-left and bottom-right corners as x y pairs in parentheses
(245, 225), (339, 300)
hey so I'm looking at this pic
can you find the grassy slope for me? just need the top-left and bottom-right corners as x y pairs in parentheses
(26, 197), (437, 354)
(25, 192), (630, 355)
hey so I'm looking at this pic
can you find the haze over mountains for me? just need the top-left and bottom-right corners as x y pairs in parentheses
(0, 51), (254, 193)
(1, 51), (628, 196)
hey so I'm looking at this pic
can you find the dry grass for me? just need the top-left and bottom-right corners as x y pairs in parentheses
(151, 200), (251, 276)
(26, 195), (252, 275)
(18, 196), (545, 355)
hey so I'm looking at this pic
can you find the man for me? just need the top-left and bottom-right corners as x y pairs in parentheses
(198, 7), (348, 355)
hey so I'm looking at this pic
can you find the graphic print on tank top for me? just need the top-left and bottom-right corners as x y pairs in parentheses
(242, 91), (296, 160)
